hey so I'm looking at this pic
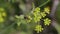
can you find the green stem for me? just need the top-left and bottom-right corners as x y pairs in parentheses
(31, 0), (50, 12)
(39, 0), (50, 7)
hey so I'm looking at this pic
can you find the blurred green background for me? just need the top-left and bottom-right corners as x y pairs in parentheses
(0, 0), (60, 34)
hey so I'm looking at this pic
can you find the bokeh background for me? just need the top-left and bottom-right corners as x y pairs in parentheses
(0, 0), (60, 34)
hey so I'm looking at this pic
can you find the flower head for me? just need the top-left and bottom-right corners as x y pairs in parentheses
(35, 7), (40, 11)
(35, 25), (43, 33)
(40, 12), (46, 18)
(44, 18), (51, 26)
(44, 7), (50, 14)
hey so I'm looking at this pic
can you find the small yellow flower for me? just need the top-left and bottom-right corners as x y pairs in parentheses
(34, 16), (41, 23)
(35, 7), (40, 11)
(33, 8), (41, 23)
(34, 7), (40, 13)
(35, 25), (43, 33)
(40, 12), (46, 18)
(44, 18), (51, 26)
(44, 7), (50, 14)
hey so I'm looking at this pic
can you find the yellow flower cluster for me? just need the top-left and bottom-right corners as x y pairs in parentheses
(44, 18), (51, 26)
(35, 25), (43, 33)
(0, 8), (7, 23)
(40, 12), (46, 18)
(44, 7), (50, 14)
(15, 6), (51, 33)
(33, 7), (42, 22)
(33, 7), (51, 33)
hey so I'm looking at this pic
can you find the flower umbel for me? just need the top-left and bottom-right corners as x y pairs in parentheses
(44, 18), (51, 26)
(34, 7), (40, 12)
(15, 6), (51, 33)
(32, 7), (42, 23)
(35, 25), (43, 33)
(44, 7), (50, 14)
(40, 12), (46, 18)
